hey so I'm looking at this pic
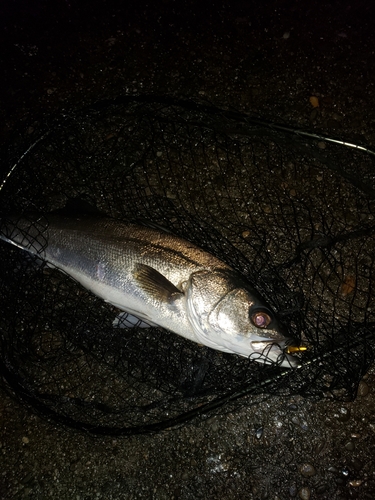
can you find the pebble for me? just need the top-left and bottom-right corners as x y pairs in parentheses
(344, 441), (355, 451)
(22, 437), (30, 444)
(309, 96), (319, 108)
(263, 205), (272, 214)
(328, 466), (339, 474)
(341, 467), (350, 477)
(211, 421), (219, 432)
(21, 472), (34, 484)
(357, 380), (369, 397)
(289, 484), (297, 497)
(332, 113), (343, 121)
(255, 426), (263, 439)
(349, 479), (363, 487)
(315, 483), (328, 494)
(351, 458), (363, 471)
(299, 463), (316, 477)
(336, 407), (351, 422)
(298, 486), (311, 500)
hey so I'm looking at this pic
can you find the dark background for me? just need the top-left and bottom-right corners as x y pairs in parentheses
(1, 1), (375, 499)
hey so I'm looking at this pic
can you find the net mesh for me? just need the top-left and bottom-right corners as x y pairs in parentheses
(0, 95), (374, 435)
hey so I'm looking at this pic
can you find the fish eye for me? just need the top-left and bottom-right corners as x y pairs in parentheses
(250, 310), (272, 328)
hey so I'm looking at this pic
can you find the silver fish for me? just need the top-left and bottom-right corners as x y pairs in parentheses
(0, 213), (300, 367)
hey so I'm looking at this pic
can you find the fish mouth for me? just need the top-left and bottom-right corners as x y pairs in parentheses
(250, 339), (304, 368)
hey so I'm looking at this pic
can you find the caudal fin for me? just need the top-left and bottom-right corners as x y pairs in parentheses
(0, 214), (48, 256)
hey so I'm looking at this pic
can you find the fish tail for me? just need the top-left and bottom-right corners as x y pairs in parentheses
(0, 214), (48, 256)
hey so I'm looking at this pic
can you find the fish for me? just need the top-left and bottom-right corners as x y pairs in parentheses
(0, 210), (300, 368)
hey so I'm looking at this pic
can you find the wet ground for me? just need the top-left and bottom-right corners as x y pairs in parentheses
(1, 1), (375, 499)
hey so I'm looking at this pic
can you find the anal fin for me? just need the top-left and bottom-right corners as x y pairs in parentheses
(113, 312), (154, 329)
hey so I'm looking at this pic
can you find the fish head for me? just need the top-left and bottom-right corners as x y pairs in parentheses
(186, 270), (299, 368)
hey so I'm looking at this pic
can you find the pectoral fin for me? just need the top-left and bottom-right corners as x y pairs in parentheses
(133, 263), (182, 303)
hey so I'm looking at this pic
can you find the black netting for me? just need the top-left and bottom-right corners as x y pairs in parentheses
(0, 95), (374, 435)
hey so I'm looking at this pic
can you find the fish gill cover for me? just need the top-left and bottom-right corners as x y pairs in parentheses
(0, 95), (374, 435)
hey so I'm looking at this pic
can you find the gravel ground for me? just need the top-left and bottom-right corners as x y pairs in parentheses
(1, 1), (375, 499)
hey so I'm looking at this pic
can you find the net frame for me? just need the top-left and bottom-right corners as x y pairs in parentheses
(0, 95), (374, 435)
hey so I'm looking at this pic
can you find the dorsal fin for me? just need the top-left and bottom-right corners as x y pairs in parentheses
(51, 198), (105, 217)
